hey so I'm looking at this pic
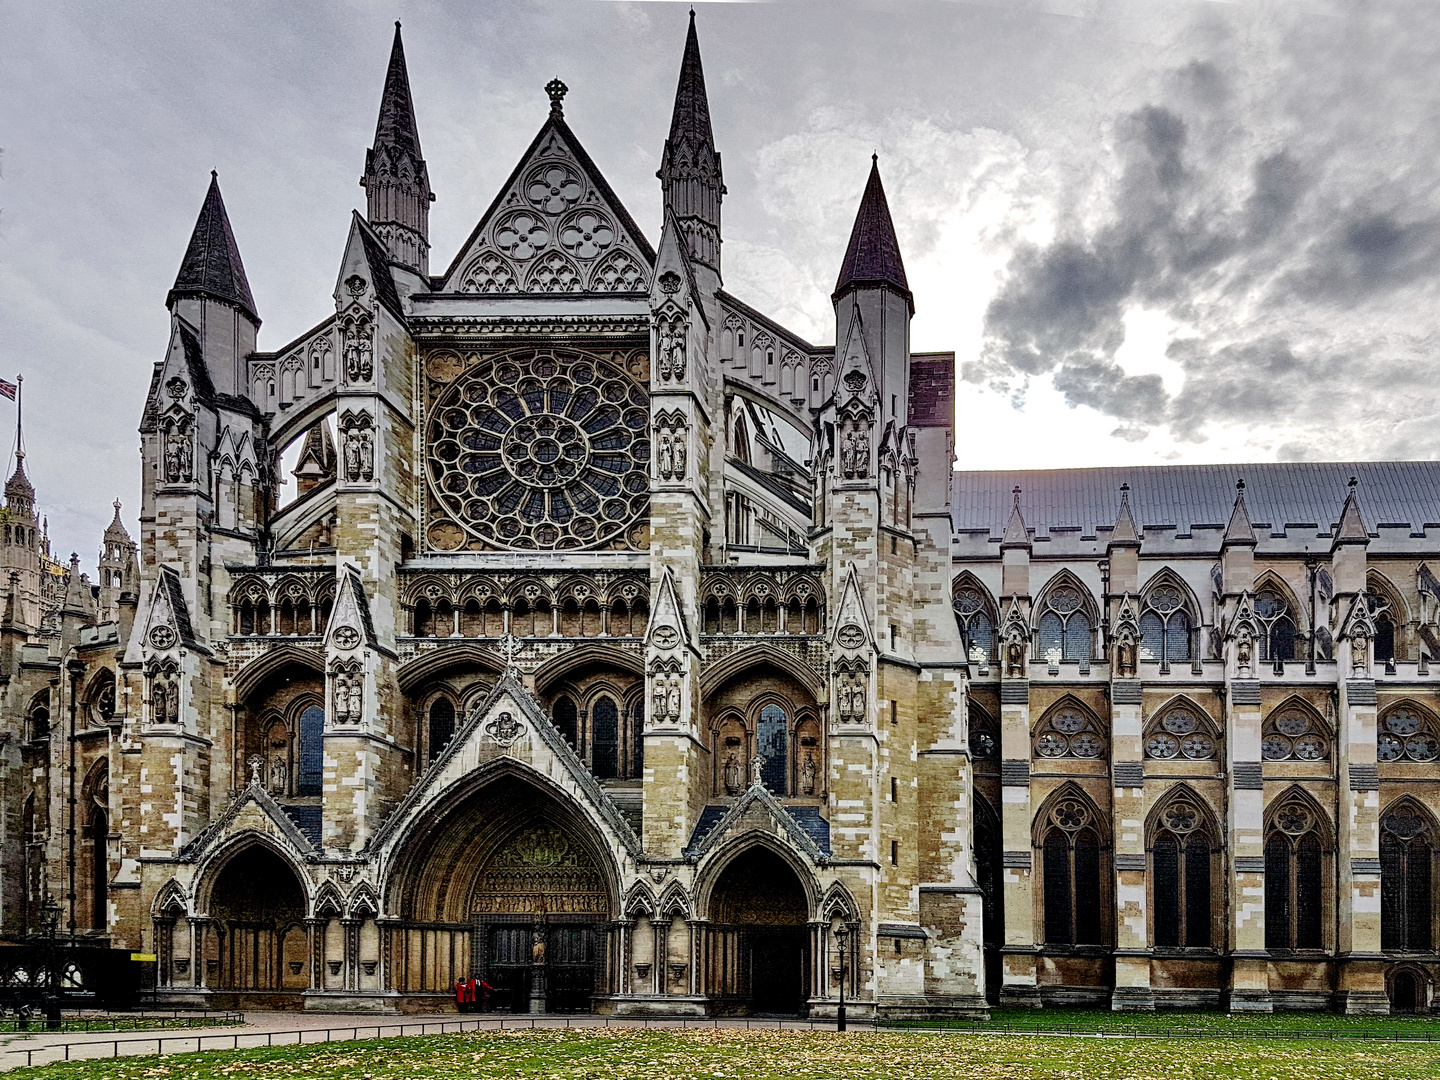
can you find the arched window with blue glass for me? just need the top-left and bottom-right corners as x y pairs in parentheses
(296, 703), (325, 797)
(1139, 574), (1194, 669)
(756, 702), (788, 795)
(591, 695), (619, 779)
(1035, 576), (1095, 664)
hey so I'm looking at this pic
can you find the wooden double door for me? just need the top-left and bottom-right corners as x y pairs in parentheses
(479, 922), (601, 1013)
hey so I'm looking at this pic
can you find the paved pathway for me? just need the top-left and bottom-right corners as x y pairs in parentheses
(0, 1011), (859, 1070)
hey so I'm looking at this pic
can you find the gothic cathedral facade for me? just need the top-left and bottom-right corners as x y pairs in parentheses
(5, 16), (1440, 1017)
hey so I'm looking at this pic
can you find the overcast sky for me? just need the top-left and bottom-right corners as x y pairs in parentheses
(3, 0), (1438, 562)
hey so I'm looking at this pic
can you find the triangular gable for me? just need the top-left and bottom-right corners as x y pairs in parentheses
(440, 114), (655, 296)
(834, 306), (877, 408)
(831, 563), (873, 651)
(335, 211), (405, 322)
(177, 781), (317, 862)
(645, 566), (695, 656)
(327, 565), (381, 653)
(683, 783), (829, 864)
(649, 210), (707, 331)
(130, 566), (206, 661)
(364, 670), (640, 858)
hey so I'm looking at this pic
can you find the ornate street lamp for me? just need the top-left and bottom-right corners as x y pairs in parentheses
(834, 924), (848, 1032)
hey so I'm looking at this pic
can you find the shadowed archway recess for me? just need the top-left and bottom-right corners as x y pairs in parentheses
(205, 845), (307, 993)
(703, 846), (812, 1016)
(384, 773), (621, 1009)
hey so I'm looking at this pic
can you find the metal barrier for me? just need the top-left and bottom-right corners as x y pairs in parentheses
(0, 1009), (240, 1035)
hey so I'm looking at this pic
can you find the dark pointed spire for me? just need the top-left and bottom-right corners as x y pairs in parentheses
(659, 9), (724, 272)
(833, 155), (911, 311)
(363, 22), (434, 274)
(4, 450), (34, 521)
(168, 172), (258, 322)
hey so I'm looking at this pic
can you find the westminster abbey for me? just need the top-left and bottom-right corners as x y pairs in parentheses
(3, 14), (1440, 1017)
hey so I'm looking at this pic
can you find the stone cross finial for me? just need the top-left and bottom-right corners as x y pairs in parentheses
(750, 753), (766, 788)
(546, 78), (568, 117)
(497, 632), (524, 674)
(247, 754), (264, 787)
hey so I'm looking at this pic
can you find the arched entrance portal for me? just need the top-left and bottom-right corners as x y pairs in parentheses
(206, 846), (306, 993)
(706, 847), (810, 1015)
(1392, 969), (1425, 1014)
(387, 774), (618, 1014)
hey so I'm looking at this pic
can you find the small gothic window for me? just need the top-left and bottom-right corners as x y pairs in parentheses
(1151, 800), (1212, 948)
(757, 703), (788, 795)
(953, 584), (997, 663)
(1262, 707), (1329, 761)
(1034, 704), (1106, 760)
(1381, 804), (1434, 952)
(428, 698), (456, 764)
(592, 696), (619, 779)
(1140, 583), (1191, 663)
(1144, 705), (1217, 760)
(1368, 589), (1398, 664)
(1037, 583), (1092, 662)
(969, 704), (999, 759)
(631, 698), (645, 776)
(296, 704), (325, 797)
(1254, 589), (1298, 662)
(1378, 707), (1440, 763)
(29, 704), (50, 742)
(1265, 801), (1325, 950)
(1042, 798), (1103, 946)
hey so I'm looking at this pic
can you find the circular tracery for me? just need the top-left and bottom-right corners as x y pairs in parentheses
(427, 350), (649, 551)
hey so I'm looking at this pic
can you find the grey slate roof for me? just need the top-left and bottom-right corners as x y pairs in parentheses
(952, 461), (1440, 537)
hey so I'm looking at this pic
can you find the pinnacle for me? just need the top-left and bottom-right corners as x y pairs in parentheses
(1109, 483), (1140, 546)
(1223, 478), (1257, 546)
(168, 172), (258, 322)
(1000, 486), (1030, 550)
(833, 156), (911, 309)
(374, 21), (423, 161)
(667, 9), (715, 155)
(1335, 476), (1370, 545)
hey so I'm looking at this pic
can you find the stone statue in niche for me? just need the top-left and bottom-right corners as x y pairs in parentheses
(801, 752), (817, 796)
(672, 430), (686, 479)
(652, 677), (669, 723)
(164, 423), (193, 483)
(665, 676), (682, 723)
(1236, 632), (1252, 678)
(657, 321), (686, 381)
(1116, 633), (1137, 678)
(531, 927), (546, 964)
(840, 424), (869, 480)
(1005, 638), (1026, 678)
(344, 320), (373, 383)
(342, 420), (375, 482)
(657, 432), (673, 479)
(347, 673), (363, 721)
(723, 751), (742, 796)
(270, 754), (288, 794)
(1351, 632), (1369, 677)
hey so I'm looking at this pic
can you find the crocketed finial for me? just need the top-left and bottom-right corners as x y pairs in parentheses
(546, 78), (568, 118)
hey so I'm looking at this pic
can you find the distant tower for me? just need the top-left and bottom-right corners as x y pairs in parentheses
(0, 402), (43, 631)
(658, 10), (724, 276)
(362, 22), (435, 277)
(98, 500), (137, 625)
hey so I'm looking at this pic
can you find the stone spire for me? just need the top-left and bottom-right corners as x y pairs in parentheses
(1334, 476), (1369, 546)
(167, 172), (258, 323)
(362, 21), (434, 275)
(1109, 484), (1140, 547)
(4, 452), (34, 522)
(1223, 478), (1257, 547)
(1000, 486), (1030, 550)
(833, 155), (911, 311)
(658, 10), (724, 272)
(293, 420), (337, 497)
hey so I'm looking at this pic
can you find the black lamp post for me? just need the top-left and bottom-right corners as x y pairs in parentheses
(40, 901), (61, 1031)
(834, 924), (848, 1032)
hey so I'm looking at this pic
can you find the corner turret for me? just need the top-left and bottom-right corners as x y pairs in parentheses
(659, 11), (724, 277)
(362, 22), (435, 278)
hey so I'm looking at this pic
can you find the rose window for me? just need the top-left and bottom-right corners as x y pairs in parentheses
(1163, 709), (1198, 734)
(1051, 708), (1086, 734)
(426, 350), (649, 551)
(1261, 708), (1329, 761)
(560, 210), (615, 259)
(1378, 708), (1439, 762)
(1164, 803), (1199, 833)
(526, 164), (582, 214)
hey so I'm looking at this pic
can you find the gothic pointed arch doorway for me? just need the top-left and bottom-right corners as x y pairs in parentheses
(704, 846), (811, 1015)
(203, 844), (307, 997)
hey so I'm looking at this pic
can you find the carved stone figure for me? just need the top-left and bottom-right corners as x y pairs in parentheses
(672, 431), (686, 479)
(1117, 634), (1137, 679)
(657, 432), (673, 479)
(164, 424), (193, 483)
(345, 321), (373, 383)
(1236, 633), (1253, 678)
(347, 675), (363, 721)
(270, 754), (288, 794)
(652, 678), (669, 722)
(1006, 638), (1025, 678)
(665, 676), (682, 723)
(531, 927), (546, 964)
(801, 752), (817, 796)
(152, 682), (169, 725)
(359, 429), (375, 481)
(657, 321), (686, 381)
(247, 754), (264, 787)
(750, 753), (766, 788)
(723, 752), (742, 796)
(1351, 633), (1369, 677)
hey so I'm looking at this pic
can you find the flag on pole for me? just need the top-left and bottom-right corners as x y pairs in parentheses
(0, 380), (16, 402)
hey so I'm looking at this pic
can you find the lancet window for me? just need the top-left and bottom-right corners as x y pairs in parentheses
(953, 580), (998, 664)
(1036, 581), (1094, 663)
(1264, 798), (1326, 951)
(1139, 581), (1192, 664)
(1254, 588), (1298, 663)
(1150, 795), (1214, 948)
(1040, 796), (1105, 946)
(1380, 801), (1435, 953)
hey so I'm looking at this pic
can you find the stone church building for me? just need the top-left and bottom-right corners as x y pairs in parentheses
(4, 16), (1440, 1016)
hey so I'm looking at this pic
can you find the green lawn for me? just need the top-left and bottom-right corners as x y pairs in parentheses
(885, 1005), (1440, 1038)
(11, 1028), (1440, 1080)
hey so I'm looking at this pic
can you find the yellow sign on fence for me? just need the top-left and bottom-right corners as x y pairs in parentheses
(129, 953), (157, 962)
